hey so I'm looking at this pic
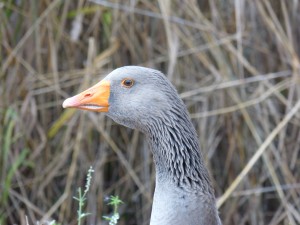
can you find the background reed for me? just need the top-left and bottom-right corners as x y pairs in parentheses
(1, 0), (300, 224)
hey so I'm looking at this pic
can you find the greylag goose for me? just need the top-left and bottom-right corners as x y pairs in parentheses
(62, 66), (221, 225)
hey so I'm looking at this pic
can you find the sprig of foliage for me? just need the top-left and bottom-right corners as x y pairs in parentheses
(73, 166), (94, 225)
(103, 196), (123, 225)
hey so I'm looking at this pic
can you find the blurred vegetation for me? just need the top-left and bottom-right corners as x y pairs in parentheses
(1, 0), (300, 224)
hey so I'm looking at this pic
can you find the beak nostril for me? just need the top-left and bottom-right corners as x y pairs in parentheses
(84, 93), (92, 97)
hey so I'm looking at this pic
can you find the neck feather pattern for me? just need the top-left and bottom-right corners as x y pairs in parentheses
(145, 101), (213, 194)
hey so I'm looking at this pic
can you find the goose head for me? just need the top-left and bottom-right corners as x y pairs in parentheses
(62, 66), (222, 225)
(63, 66), (178, 132)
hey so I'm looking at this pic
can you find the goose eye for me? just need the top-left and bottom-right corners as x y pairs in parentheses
(121, 79), (134, 88)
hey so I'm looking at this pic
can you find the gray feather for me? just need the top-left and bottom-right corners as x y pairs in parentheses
(104, 66), (221, 225)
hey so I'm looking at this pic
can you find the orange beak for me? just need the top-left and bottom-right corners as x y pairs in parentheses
(62, 80), (110, 112)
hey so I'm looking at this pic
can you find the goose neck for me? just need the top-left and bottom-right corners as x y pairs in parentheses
(146, 110), (213, 193)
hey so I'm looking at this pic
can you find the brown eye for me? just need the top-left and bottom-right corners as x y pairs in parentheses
(121, 79), (134, 88)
